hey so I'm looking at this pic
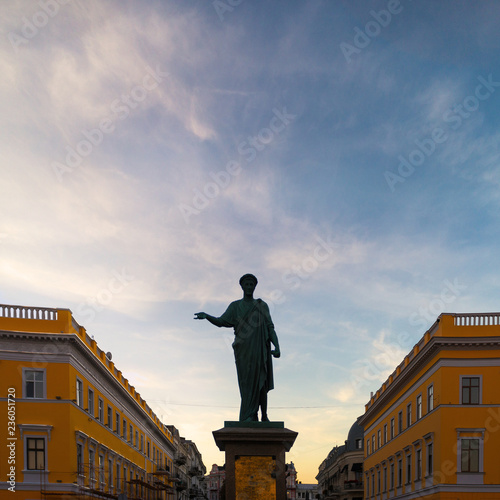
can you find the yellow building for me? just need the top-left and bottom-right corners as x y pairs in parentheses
(0, 303), (203, 500)
(358, 312), (500, 500)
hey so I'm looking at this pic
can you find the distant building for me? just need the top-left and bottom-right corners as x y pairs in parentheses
(359, 312), (500, 499)
(0, 303), (205, 499)
(206, 463), (225, 500)
(286, 461), (297, 498)
(296, 482), (318, 499)
(167, 426), (206, 499)
(316, 419), (364, 500)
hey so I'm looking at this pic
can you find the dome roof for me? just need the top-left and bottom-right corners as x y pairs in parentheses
(345, 418), (363, 451)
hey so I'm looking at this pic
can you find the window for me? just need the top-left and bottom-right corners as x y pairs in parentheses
(115, 412), (120, 434)
(77, 444), (84, 475)
(116, 464), (121, 492)
(27, 438), (45, 470)
(123, 467), (127, 494)
(99, 454), (105, 489)
(416, 395), (422, 420)
(366, 439), (370, 455)
(398, 411), (403, 434)
(427, 443), (433, 476)
(89, 449), (95, 486)
(383, 467), (387, 492)
(135, 430), (139, 448)
(356, 438), (362, 449)
(462, 377), (480, 405)
(129, 424), (133, 443)
(24, 369), (45, 399)
(390, 462), (394, 489)
(416, 449), (422, 480)
(377, 430), (381, 448)
(397, 459), (402, 487)
(98, 398), (104, 423)
(406, 403), (412, 428)
(141, 434), (144, 452)
(372, 435), (375, 453)
(147, 441), (150, 458)
(76, 379), (83, 407)
(390, 418), (395, 439)
(107, 405), (112, 428)
(427, 384), (434, 412)
(383, 424), (387, 445)
(88, 388), (94, 416)
(461, 439), (479, 472)
(123, 419), (127, 439)
(108, 459), (113, 491)
(406, 454), (412, 484)
(377, 470), (380, 493)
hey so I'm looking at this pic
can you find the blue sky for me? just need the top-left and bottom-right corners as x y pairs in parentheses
(2, 0), (500, 483)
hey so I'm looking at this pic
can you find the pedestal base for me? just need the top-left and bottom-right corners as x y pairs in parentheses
(213, 422), (298, 500)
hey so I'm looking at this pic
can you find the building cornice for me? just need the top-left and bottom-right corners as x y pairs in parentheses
(359, 335), (500, 427)
(0, 329), (174, 451)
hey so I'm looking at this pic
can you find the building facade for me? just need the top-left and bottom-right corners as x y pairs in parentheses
(316, 420), (364, 500)
(206, 464), (225, 500)
(286, 462), (297, 499)
(167, 426), (206, 500)
(0, 304), (205, 500)
(296, 482), (319, 500)
(359, 312), (500, 499)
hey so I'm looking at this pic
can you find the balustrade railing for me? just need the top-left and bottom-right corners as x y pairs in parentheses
(0, 304), (58, 320)
(454, 313), (500, 326)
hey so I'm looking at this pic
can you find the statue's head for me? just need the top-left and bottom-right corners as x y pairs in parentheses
(239, 274), (258, 287)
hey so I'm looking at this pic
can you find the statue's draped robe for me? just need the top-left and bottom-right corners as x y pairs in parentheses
(216, 298), (274, 421)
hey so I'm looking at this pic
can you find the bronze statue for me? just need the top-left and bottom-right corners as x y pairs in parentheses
(194, 274), (280, 422)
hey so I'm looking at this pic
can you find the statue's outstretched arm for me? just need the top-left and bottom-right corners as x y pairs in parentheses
(194, 312), (231, 328)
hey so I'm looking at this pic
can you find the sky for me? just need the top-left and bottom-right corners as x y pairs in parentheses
(1, 0), (500, 484)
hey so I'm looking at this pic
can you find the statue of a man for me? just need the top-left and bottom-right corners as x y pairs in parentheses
(194, 274), (280, 422)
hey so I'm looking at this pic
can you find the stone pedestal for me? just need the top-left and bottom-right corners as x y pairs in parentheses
(213, 422), (298, 500)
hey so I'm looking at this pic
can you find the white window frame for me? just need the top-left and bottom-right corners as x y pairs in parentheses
(98, 397), (104, 423)
(427, 384), (434, 412)
(76, 378), (84, 408)
(416, 394), (422, 420)
(21, 431), (49, 484)
(108, 458), (113, 492)
(88, 388), (94, 416)
(460, 375), (482, 405)
(407, 403), (412, 428)
(456, 429), (484, 484)
(23, 368), (46, 399)
(89, 447), (96, 488)
(98, 453), (105, 491)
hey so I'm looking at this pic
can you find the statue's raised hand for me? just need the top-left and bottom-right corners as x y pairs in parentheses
(194, 312), (207, 320)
